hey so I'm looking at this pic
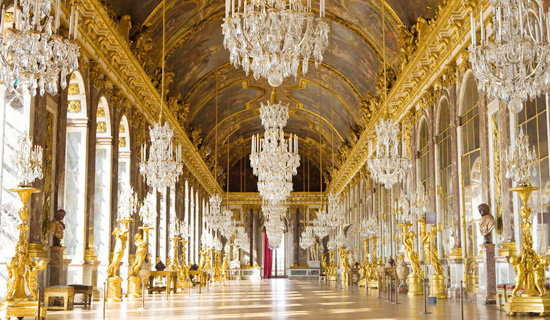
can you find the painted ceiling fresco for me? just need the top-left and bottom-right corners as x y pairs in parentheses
(103, 0), (442, 190)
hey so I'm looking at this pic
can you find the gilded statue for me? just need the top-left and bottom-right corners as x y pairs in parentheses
(321, 253), (327, 274)
(360, 92), (380, 125)
(116, 15), (132, 43)
(131, 24), (153, 67)
(398, 24), (417, 71)
(27, 260), (47, 300)
(509, 256), (526, 297)
(339, 248), (351, 285)
(422, 226), (444, 275)
(222, 254), (229, 281)
(48, 209), (66, 246)
(130, 232), (148, 277)
(478, 204), (495, 244)
(198, 246), (208, 270)
(402, 227), (421, 275)
(107, 225), (129, 277)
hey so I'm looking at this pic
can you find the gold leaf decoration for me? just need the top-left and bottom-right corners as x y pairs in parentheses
(119, 124), (125, 133)
(68, 83), (80, 95)
(97, 106), (105, 118)
(68, 100), (81, 113)
(119, 137), (126, 148)
(97, 122), (107, 133)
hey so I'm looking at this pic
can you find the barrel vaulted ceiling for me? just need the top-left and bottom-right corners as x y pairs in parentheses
(102, 0), (440, 190)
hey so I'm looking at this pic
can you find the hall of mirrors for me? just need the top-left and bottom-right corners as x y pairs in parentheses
(1, 0), (550, 318)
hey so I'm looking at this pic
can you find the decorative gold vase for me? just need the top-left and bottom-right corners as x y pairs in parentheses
(505, 185), (550, 316)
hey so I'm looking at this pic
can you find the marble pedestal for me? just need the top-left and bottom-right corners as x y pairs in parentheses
(479, 244), (496, 304)
(83, 259), (101, 301)
(49, 246), (68, 286)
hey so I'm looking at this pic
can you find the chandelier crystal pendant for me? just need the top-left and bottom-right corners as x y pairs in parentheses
(13, 134), (43, 187)
(138, 193), (157, 228)
(222, 0), (329, 87)
(263, 202), (287, 248)
(469, 0), (550, 113)
(505, 128), (538, 186)
(326, 192), (344, 228)
(139, 121), (183, 190)
(366, 119), (409, 189)
(312, 206), (331, 239)
(0, 0), (80, 96)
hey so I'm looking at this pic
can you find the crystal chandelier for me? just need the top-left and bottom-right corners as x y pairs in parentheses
(13, 134), (43, 187)
(360, 217), (377, 237)
(312, 207), (330, 239)
(0, 0), (80, 96)
(171, 218), (190, 239)
(222, 0), (329, 87)
(251, 90), (300, 203)
(367, 119), (409, 189)
(201, 231), (214, 248)
(219, 207), (237, 238)
(263, 203), (287, 248)
(140, 122), (183, 190)
(411, 182), (428, 219)
(325, 192), (344, 228)
(205, 194), (222, 229)
(118, 183), (138, 220)
(505, 128), (537, 186)
(138, 193), (156, 227)
(234, 226), (250, 250)
(470, 0), (550, 113)
(299, 225), (316, 250)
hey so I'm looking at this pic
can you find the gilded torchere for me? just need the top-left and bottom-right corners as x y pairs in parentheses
(339, 247), (351, 286)
(169, 236), (182, 271)
(367, 236), (379, 288)
(358, 238), (370, 287)
(106, 218), (133, 302)
(2, 187), (47, 320)
(128, 226), (152, 298)
(400, 223), (422, 295)
(328, 250), (338, 281)
(420, 221), (447, 299)
(177, 239), (191, 289)
(504, 185), (550, 316)
(213, 251), (223, 282)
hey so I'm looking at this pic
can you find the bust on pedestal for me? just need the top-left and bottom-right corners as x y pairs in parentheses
(478, 204), (497, 304)
(48, 209), (68, 286)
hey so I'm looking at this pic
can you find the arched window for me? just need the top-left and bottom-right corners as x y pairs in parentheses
(459, 73), (481, 293)
(418, 118), (430, 189)
(64, 71), (88, 267)
(437, 98), (453, 257)
(516, 96), (549, 252)
(94, 96), (112, 278)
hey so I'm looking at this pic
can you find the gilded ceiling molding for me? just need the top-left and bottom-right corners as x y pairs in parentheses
(326, 0), (471, 194)
(227, 192), (325, 206)
(78, 0), (223, 195)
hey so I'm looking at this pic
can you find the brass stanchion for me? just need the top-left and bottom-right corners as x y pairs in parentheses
(420, 278), (431, 315)
(460, 281), (464, 320)
(393, 278), (400, 305)
(138, 278), (147, 310)
(103, 282), (107, 320)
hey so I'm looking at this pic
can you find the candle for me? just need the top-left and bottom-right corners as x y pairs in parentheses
(226, 0), (229, 17)
(34, 0), (39, 28)
(232, 0), (235, 17)
(519, 2), (524, 39)
(480, 10), (485, 44)
(74, 8), (79, 40)
(470, 13), (476, 47)
(540, 5), (544, 42)
(68, 4), (74, 39)
(55, 0), (60, 32)
(0, 6), (5, 36)
(13, 0), (17, 29)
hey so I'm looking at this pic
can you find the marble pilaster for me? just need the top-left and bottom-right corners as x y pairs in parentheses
(478, 244), (496, 305)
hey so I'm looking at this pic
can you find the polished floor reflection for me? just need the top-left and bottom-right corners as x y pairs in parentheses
(47, 279), (522, 319)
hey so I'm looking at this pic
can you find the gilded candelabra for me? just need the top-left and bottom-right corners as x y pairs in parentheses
(2, 187), (47, 320)
(127, 226), (152, 299)
(339, 247), (351, 286)
(420, 221), (447, 299)
(504, 185), (550, 316)
(169, 236), (181, 271)
(177, 239), (191, 289)
(106, 218), (133, 302)
(327, 250), (338, 281)
(366, 236), (379, 287)
(213, 251), (223, 282)
(358, 238), (370, 287)
(400, 223), (422, 295)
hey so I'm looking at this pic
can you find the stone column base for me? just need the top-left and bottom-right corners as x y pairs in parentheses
(106, 276), (122, 302)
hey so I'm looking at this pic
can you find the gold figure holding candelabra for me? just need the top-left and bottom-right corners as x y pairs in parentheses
(128, 226), (152, 298)
(222, 253), (229, 281)
(358, 238), (370, 287)
(420, 221), (447, 299)
(106, 218), (133, 302)
(327, 250), (338, 281)
(177, 239), (191, 289)
(400, 223), (422, 295)
(213, 251), (223, 282)
(366, 236), (379, 288)
(2, 187), (48, 320)
(339, 247), (351, 286)
(321, 253), (328, 275)
(504, 185), (550, 316)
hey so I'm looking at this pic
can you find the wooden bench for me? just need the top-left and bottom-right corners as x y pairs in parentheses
(44, 286), (74, 311)
(69, 284), (93, 308)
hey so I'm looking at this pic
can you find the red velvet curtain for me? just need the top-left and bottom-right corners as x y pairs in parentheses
(263, 231), (273, 279)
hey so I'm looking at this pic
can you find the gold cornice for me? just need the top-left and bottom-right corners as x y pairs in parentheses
(78, 0), (223, 195)
(327, 0), (476, 194)
(227, 192), (326, 205)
